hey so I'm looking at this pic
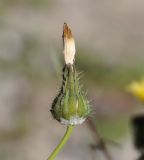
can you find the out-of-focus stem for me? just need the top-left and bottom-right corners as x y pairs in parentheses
(87, 118), (112, 160)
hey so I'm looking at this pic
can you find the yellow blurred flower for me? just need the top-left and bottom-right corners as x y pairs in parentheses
(127, 78), (144, 101)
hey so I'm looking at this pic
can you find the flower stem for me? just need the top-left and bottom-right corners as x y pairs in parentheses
(47, 125), (74, 160)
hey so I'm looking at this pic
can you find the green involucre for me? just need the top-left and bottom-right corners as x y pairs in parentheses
(51, 64), (90, 125)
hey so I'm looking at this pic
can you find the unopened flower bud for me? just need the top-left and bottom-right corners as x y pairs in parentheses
(51, 23), (90, 125)
(62, 23), (76, 65)
(51, 64), (90, 125)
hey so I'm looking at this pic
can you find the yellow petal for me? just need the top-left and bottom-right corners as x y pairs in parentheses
(127, 79), (144, 101)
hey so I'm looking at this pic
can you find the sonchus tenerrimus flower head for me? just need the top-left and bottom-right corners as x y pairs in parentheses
(51, 23), (90, 125)
(127, 78), (144, 102)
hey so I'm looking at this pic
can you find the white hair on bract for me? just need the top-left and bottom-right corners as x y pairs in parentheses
(60, 116), (86, 125)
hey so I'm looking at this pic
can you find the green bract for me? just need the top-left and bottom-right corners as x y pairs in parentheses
(51, 64), (90, 125)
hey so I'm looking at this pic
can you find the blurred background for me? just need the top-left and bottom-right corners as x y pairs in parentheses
(0, 0), (144, 159)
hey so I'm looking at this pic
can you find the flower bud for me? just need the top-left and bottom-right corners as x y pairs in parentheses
(51, 64), (90, 125)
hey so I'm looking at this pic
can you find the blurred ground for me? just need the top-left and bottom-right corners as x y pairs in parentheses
(0, 0), (144, 160)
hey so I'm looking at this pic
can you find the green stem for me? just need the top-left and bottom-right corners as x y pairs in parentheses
(47, 125), (74, 160)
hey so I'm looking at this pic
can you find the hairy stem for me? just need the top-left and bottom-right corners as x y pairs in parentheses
(47, 125), (74, 160)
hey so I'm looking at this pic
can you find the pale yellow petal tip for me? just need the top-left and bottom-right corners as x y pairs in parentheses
(62, 23), (76, 64)
(127, 78), (144, 101)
